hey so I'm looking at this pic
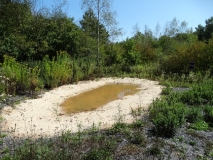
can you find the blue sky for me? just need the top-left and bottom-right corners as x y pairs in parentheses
(40, 0), (213, 41)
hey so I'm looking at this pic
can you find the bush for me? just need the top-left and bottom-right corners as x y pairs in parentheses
(1, 55), (41, 95)
(186, 107), (203, 123)
(180, 79), (213, 105)
(150, 100), (186, 137)
(129, 131), (146, 145)
(203, 105), (213, 127)
(39, 51), (72, 88)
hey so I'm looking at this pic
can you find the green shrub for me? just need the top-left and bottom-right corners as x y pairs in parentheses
(186, 107), (203, 123)
(129, 131), (146, 145)
(203, 105), (213, 127)
(72, 60), (83, 83)
(166, 92), (182, 105)
(180, 79), (213, 105)
(130, 120), (144, 129)
(111, 122), (128, 133)
(40, 51), (72, 88)
(1, 55), (41, 94)
(161, 86), (172, 95)
(150, 100), (186, 137)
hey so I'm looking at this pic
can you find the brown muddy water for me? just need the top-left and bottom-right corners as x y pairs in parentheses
(60, 83), (140, 114)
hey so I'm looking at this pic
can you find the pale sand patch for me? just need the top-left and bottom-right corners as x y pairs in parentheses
(1, 77), (163, 138)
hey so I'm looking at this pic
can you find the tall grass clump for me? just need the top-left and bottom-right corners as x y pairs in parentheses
(1, 55), (41, 95)
(79, 58), (96, 80)
(39, 51), (72, 88)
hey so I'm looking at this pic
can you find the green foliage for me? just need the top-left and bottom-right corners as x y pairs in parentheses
(161, 86), (172, 95)
(129, 131), (146, 145)
(80, 8), (109, 44)
(203, 105), (213, 127)
(186, 107), (203, 123)
(72, 60), (83, 83)
(147, 146), (162, 156)
(180, 79), (213, 105)
(78, 58), (96, 80)
(111, 122), (128, 133)
(4, 140), (73, 160)
(150, 99), (186, 137)
(1, 55), (41, 94)
(190, 120), (209, 131)
(130, 120), (144, 129)
(132, 29), (159, 62)
(81, 137), (116, 160)
(39, 52), (72, 88)
(159, 38), (213, 75)
(121, 39), (141, 65)
(196, 16), (213, 41)
(0, 0), (82, 61)
(131, 107), (143, 118)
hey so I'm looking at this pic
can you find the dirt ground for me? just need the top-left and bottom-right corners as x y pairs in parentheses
(1, 77), (163, 138)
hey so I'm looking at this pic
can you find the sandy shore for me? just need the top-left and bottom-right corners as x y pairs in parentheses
(1, 77), (163, 138)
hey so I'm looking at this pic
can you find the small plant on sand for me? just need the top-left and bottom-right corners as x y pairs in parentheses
(130, 106), (143, 118)
(50, 105), (63, 123)
(111, 105), (128, 133)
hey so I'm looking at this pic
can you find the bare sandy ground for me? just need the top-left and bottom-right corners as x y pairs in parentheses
(1, 78), (163, 138)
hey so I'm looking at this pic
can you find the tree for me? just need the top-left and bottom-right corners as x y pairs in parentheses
(80, 8), (109, 44)
(0, 0), (82, 61)
(0, 0), (32, 33)
(81, 0), (118, 69)
(164, 18), (189, 37)
(154, 22), (161, 38)
(196, 16), (213, 41)
(0, 0), (34, 61)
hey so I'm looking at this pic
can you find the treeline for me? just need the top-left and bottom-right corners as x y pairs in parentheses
(0, 0), (213, 95)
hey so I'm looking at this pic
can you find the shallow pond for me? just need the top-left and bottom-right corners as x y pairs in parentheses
(60, 83), (140, 114)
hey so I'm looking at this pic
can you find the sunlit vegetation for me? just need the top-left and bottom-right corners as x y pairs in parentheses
(0, 0), (213, 159)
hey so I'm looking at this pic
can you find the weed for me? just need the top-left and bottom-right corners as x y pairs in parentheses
(129, 131), (146, 146)
(147, 146), (162, 156)
(186, 129), (202, 138)
(161, 85), (172, 95)
(60, 130), (72, 142)
(1, 55), (41, 95)
(130, 120), (144, 129)
(177, 136), (184, 142)
(40, 52), (72, 88)
(186, 107), (203, 123)
(189, 140), (196, 146)
(111, 122), (127, 133)
(190, 120), (209, 131)
(130, 106), (143, 118)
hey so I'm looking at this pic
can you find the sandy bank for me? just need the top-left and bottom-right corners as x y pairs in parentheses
(1, 77), (163, 138)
